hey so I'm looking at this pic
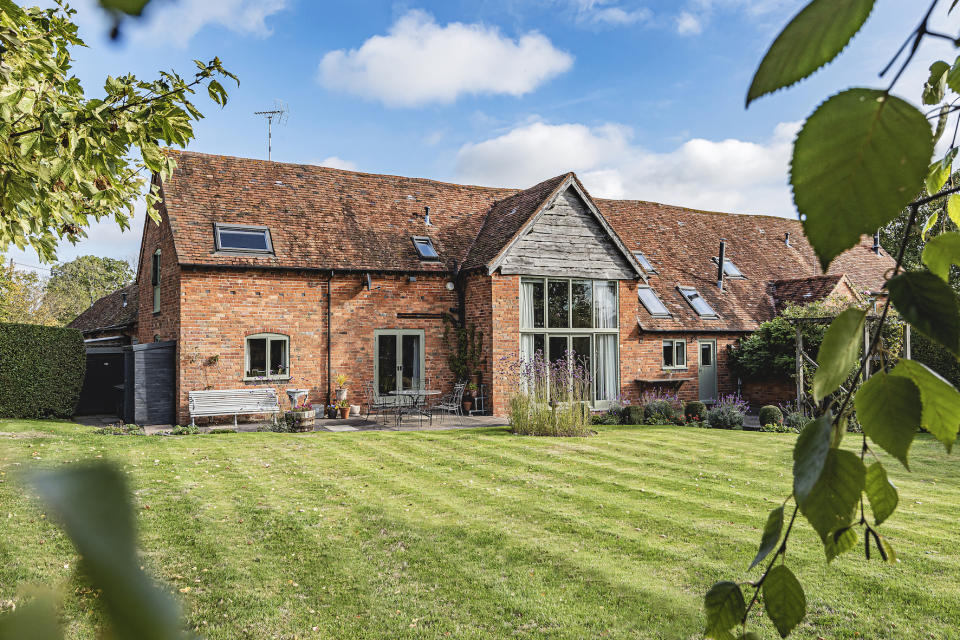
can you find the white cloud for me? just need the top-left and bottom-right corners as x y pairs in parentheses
(317, 10), (573, 107)
(317, 156), (358, 171)
(569, 1), (652, 26)
(676, 11), (702, 35)
(454, 119), (801, 217)
(129, 0), (288, 47)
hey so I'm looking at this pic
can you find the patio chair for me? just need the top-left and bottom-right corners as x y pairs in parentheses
(430, 382), (466, 426)
(363, 383), (394, 425)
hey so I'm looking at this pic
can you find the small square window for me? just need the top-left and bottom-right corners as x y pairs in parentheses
(633, 250), (657, 274)
(638, 286), (670, 317)
(713, 257), (745, 278)
(678, 286), (718, 318)
(663, 339), (686, 368)
(215, 223), (273, 253)
(245, 333), (289, 379)
(412, 236), (439, 260)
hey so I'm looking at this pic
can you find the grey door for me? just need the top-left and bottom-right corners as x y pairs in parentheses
(374, 330), (425, 404)
(698, 340), (718, 404)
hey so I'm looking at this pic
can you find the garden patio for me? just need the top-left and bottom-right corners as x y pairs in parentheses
(1, 420), (957, 639)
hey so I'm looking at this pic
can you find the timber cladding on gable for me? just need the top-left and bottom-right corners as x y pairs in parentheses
(497, 188), (637, 280)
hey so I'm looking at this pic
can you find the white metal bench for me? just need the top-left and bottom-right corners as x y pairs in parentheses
(188, 389), (281, 426)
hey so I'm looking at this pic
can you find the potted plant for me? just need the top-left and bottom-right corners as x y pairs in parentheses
(335, 399), (350, 419)
(334, 374), (349, 402)
(287, 402), (316, 431)
(462, 381), (478, 414)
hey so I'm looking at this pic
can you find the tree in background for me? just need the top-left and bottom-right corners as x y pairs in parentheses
(0, 0), (235, 262)
(0, 255), (53, 325)
(41, 254), (134, 325)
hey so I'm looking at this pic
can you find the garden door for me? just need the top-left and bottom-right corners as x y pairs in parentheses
(698, 339), (717, 404)
(374, 330), (425, 404)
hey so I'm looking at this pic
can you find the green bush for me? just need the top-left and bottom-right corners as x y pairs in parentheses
(758, 405), (783, 427)
(94, 424), (144, 436)
(626, 405), (644, 425)
(0, 322), (85, 419)
(707, 406), (745, 430)
(684, 401), (707, 422)
(591, 410), (622, 425)
(760, 422), (795, 433)
(783, 411), (807, 432)
(169, 424), (200, 435)
(643, 400), (680, 425)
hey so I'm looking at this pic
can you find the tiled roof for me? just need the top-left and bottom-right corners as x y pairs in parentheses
(67, 284), (138, 334)
(157, 151), (895, 332)
(599, 199), (892, 332)
(769, 275), (845, 313)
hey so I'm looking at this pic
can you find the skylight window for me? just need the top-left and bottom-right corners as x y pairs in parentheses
(215, 223), (273, 253)
(633, 251), (657, 274)
(638, 286), (670, 317)
(678, 286), (718, 318)
(713, 257), (745, 278)
(412, 236), (439, 260)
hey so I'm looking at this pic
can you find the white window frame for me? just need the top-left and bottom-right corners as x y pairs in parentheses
(662, 339), (686, 369)
(411, 236), (440, 261)
(244, 333), (290, 380)
(638, 285), (670, 317)
(678, 286), (718, 318)
(214, 223), (273, 254)
(151, 249), (161, 314)
(712, 256), (745, 278)
(519, 277), (620, 407)
(632, 250), (657, 274)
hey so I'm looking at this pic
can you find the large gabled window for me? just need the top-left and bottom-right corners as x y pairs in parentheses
(638, 286), (670, 317)
(678, 286), (718, 318)
(215, 223), (273, 254)
(412, 236), (439, 261)
(632, 250), (657, 274)
(245, 333), (289, 379)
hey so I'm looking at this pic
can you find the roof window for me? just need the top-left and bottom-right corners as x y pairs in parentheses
(215, 223), (273, 253)
(713, 257), (744, 278)
(412, 236), (439, 260)
(638, 286), (670, 317)
(678, 286), (718, 318)
(632, 251), (657, 274)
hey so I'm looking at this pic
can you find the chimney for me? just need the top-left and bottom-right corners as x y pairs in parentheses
(873, 232), (881, 255)
(121, 292), (128, 308)
(424, 205), (432, 227)
(784, 231), (791, 247)
(717, 239), (726, 291)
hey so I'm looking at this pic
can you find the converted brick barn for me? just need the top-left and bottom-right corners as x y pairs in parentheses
(115, 151), (892, 425)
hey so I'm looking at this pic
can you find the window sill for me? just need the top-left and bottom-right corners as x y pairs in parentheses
(243, 376), (292, 383)
(661, 366), (688, 371)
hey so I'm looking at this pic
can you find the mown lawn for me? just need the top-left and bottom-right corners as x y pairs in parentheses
(1, 420), (958, 639)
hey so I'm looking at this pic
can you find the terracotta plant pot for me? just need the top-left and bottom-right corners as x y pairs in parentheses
(339, 406), (350, 419)
(462, 401), (473, 413)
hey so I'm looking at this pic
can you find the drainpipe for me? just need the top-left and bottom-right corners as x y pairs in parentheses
(717, 239), (726, 291)
(326, 271), (332, 407)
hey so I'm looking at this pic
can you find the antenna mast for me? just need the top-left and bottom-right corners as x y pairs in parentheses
(253, 101), (288, 161)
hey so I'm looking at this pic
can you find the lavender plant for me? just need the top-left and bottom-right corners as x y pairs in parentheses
(504, 350), (592, 436)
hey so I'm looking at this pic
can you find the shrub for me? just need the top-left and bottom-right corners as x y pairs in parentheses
(0, 322), (85, 419)
(684, 401), (707, 422)
(778, 401), (808, 432)
(707, 394), (749, 430)
(758, 405), (783, 427)
(643, 400), (679, 425)
(626, 405), (644, 425)
(591, 410), (622, 425)
(760, 422), (795, 433)
(505, 350), (591, 437)
(95, 424), (144, 436)
(208, 428), (235, 434)
(170, 424), (200, 435)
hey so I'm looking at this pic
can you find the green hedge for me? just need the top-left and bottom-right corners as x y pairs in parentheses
(912, 332), (960, 388)
(0, 323), (85, 418)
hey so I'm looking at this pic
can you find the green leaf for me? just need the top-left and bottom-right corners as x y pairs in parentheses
(855, 371), (920, 469)
(922, 232), (960, 281)
(762, 565), (806, 638)
(934, 105), (951, 143)
(888, 271), (960, 358)
(890, 359), (960, 451)
(750, 505), (784, 569)
(948, 194), (960, 228)
(922, 60), (950, 106)
(0, 594), (62, 640)
(746, 0), (876, 106)
(865, 462), (898, 525)
(825, 525), (858, 562)
(949, 54), (960, 93)
(926, 148), (956, 195)
(813, 308), (866, 402)
(798, 449), (865, 542)
(30, 463), (188, 640)
(792, 89), (934, 271)
(792, 415), (832, 505)
(922, 210), (940, 241)
(704, 581), (746, 639)
(875, 533), (898, 563)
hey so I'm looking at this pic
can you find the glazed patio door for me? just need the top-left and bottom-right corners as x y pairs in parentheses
(375, 330), (425, 403)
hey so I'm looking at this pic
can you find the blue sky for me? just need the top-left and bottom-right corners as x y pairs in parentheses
(9, 0), (955, 270)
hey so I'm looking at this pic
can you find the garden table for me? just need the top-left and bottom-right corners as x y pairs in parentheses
(389, 389), (440, 428)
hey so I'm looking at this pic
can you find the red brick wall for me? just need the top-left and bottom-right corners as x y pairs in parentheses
(463, 273), (493, 400)
(741, 377), (795, 412)
(490, 273), (520, 415)
(174, 270), (458, 424)
(136, 202), (181, 345)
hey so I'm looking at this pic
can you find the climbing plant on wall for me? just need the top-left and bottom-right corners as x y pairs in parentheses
(704, 1), (960, 638)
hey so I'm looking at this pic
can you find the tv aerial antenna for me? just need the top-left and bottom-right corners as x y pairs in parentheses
(253, 100), (288, 161)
